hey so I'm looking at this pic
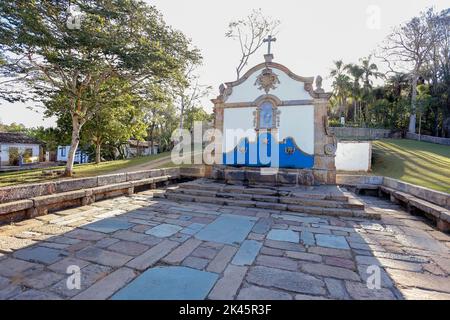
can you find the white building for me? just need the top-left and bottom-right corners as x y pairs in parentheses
(0, 132), (43, 167)
(125, 140), (158, 158)
(57, 146), (90, 164)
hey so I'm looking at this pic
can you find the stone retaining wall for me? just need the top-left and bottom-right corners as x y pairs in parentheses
(336, 174), (450, 231)
(405, 132), (450, 146)
(336, 174), (449, 208)
(0, 167), (192, 224)
(330, 127), (393, 140)
(0, 168), (181, 204)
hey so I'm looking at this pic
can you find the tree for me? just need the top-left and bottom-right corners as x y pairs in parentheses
(0, 122), (27, 132)
(379, 9), (434, 133)
(141, 84), (173, 155)
(0, 0), (200, 176)
(330, 60), (351, 119)
(173, 65), (211, 135)
(359, 56), (383, 124)
(226, 8), (280, 79)
(184, 106), (213, 132)
(28, 126), (67, 152)
(344, 63), (364, 123)
(82, 81), (147, 163)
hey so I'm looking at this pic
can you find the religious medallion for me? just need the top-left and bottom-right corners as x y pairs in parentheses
(254, 68), (280, 93)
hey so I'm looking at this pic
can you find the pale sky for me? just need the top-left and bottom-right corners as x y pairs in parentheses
(1, 0), (449, 128)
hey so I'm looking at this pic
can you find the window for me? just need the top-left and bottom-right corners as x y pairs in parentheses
(60, 147), (66, 157)
(259, 101), (274, 129)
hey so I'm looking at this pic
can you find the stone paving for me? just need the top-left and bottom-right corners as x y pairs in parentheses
(0, 186), (449, 300)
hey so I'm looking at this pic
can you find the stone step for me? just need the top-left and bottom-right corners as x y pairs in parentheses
(168, 187), (362, 209)
(163, 191), (378, 219)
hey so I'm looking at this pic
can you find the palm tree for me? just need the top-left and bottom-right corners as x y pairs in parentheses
(330, 60), (346, 78)
(344, 63), (364, 124)
(330, 60), (351, 119)
(359, 56), (384, 125)
(386, 73), (410, 100)
(331, 77), (351, 119)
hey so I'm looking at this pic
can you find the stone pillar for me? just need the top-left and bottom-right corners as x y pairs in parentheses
(312, 98), (336, 185)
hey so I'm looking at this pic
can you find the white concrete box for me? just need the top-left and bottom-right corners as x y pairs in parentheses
(335, 141), (372, 172)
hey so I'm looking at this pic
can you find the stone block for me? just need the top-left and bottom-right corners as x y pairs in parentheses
(246, 170), (277, 184)
(76, 246), (132, 267)
(162, 238), (202, 264)
(298, 170), (314, 186)
(207, 246), (238, 273)
(161, 167), (180, 177)
(73, 267), (137, 300)
(208, 265), (248, 300)
(111, 266), (218, 300)
(246, 266), (325, 295)
(301, 263), (360, 281)
(277, 172), (297, 185)
(32, 190), (86, 207)
(126, 170), (151, 181)
(0, 182), (56, 203)
(97, 173), (127, 186)
(13, 246), (66, 265)
(231, 240), (262, 266)
(56, 177), (98, 193)
(182, 256), (209, 269)
(237, 285), (292, 300)
(126, 240), (179, 271)
(224, 169), (246, 182)
(0, 200), (33, 215)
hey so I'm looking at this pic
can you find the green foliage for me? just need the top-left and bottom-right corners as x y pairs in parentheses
(328, 7), (450, 136)
(184, 106), (213, 131)
(0, 122), (27, 132)
(0, 0), (201, 174)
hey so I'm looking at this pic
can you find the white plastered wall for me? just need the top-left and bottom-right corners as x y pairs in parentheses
(278, 105), (314, 154)
(223, 107), (256, 153)
(226, 68), (311, 103)
(335, 141), (372, 172)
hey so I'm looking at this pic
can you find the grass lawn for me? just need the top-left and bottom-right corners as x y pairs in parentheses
(0, 152), (170, 187)
(372, 139), (450, 193)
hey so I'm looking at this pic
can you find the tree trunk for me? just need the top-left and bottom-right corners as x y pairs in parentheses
(179, 104), (185, 131)
(95, 141), (101, 164)
(433, 109), (439, 137)
(64, 115), (82, 177)
(149, 123), (155, 155)
(408, 73), (419, 134)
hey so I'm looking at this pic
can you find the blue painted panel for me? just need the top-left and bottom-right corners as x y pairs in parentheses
(223, 132), (314, 169)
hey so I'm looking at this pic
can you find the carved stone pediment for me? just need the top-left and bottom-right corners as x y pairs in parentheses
(254, 68), (280, 94)
(218, 84), (233, 102)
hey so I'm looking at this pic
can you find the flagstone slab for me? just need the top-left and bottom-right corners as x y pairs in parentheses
(13, 246), (66, 265)
(181, 223), (206, 235)
(145, 224), (183, 238)
(195, 214), (257, 245)
(84, 218), (133, 234)
(267, 229), (299, 243)
(301, 231), (316, 246)
(232, 240), (262, 266)
(315, 234), (350, 250)
(111, 266), (218, 300)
